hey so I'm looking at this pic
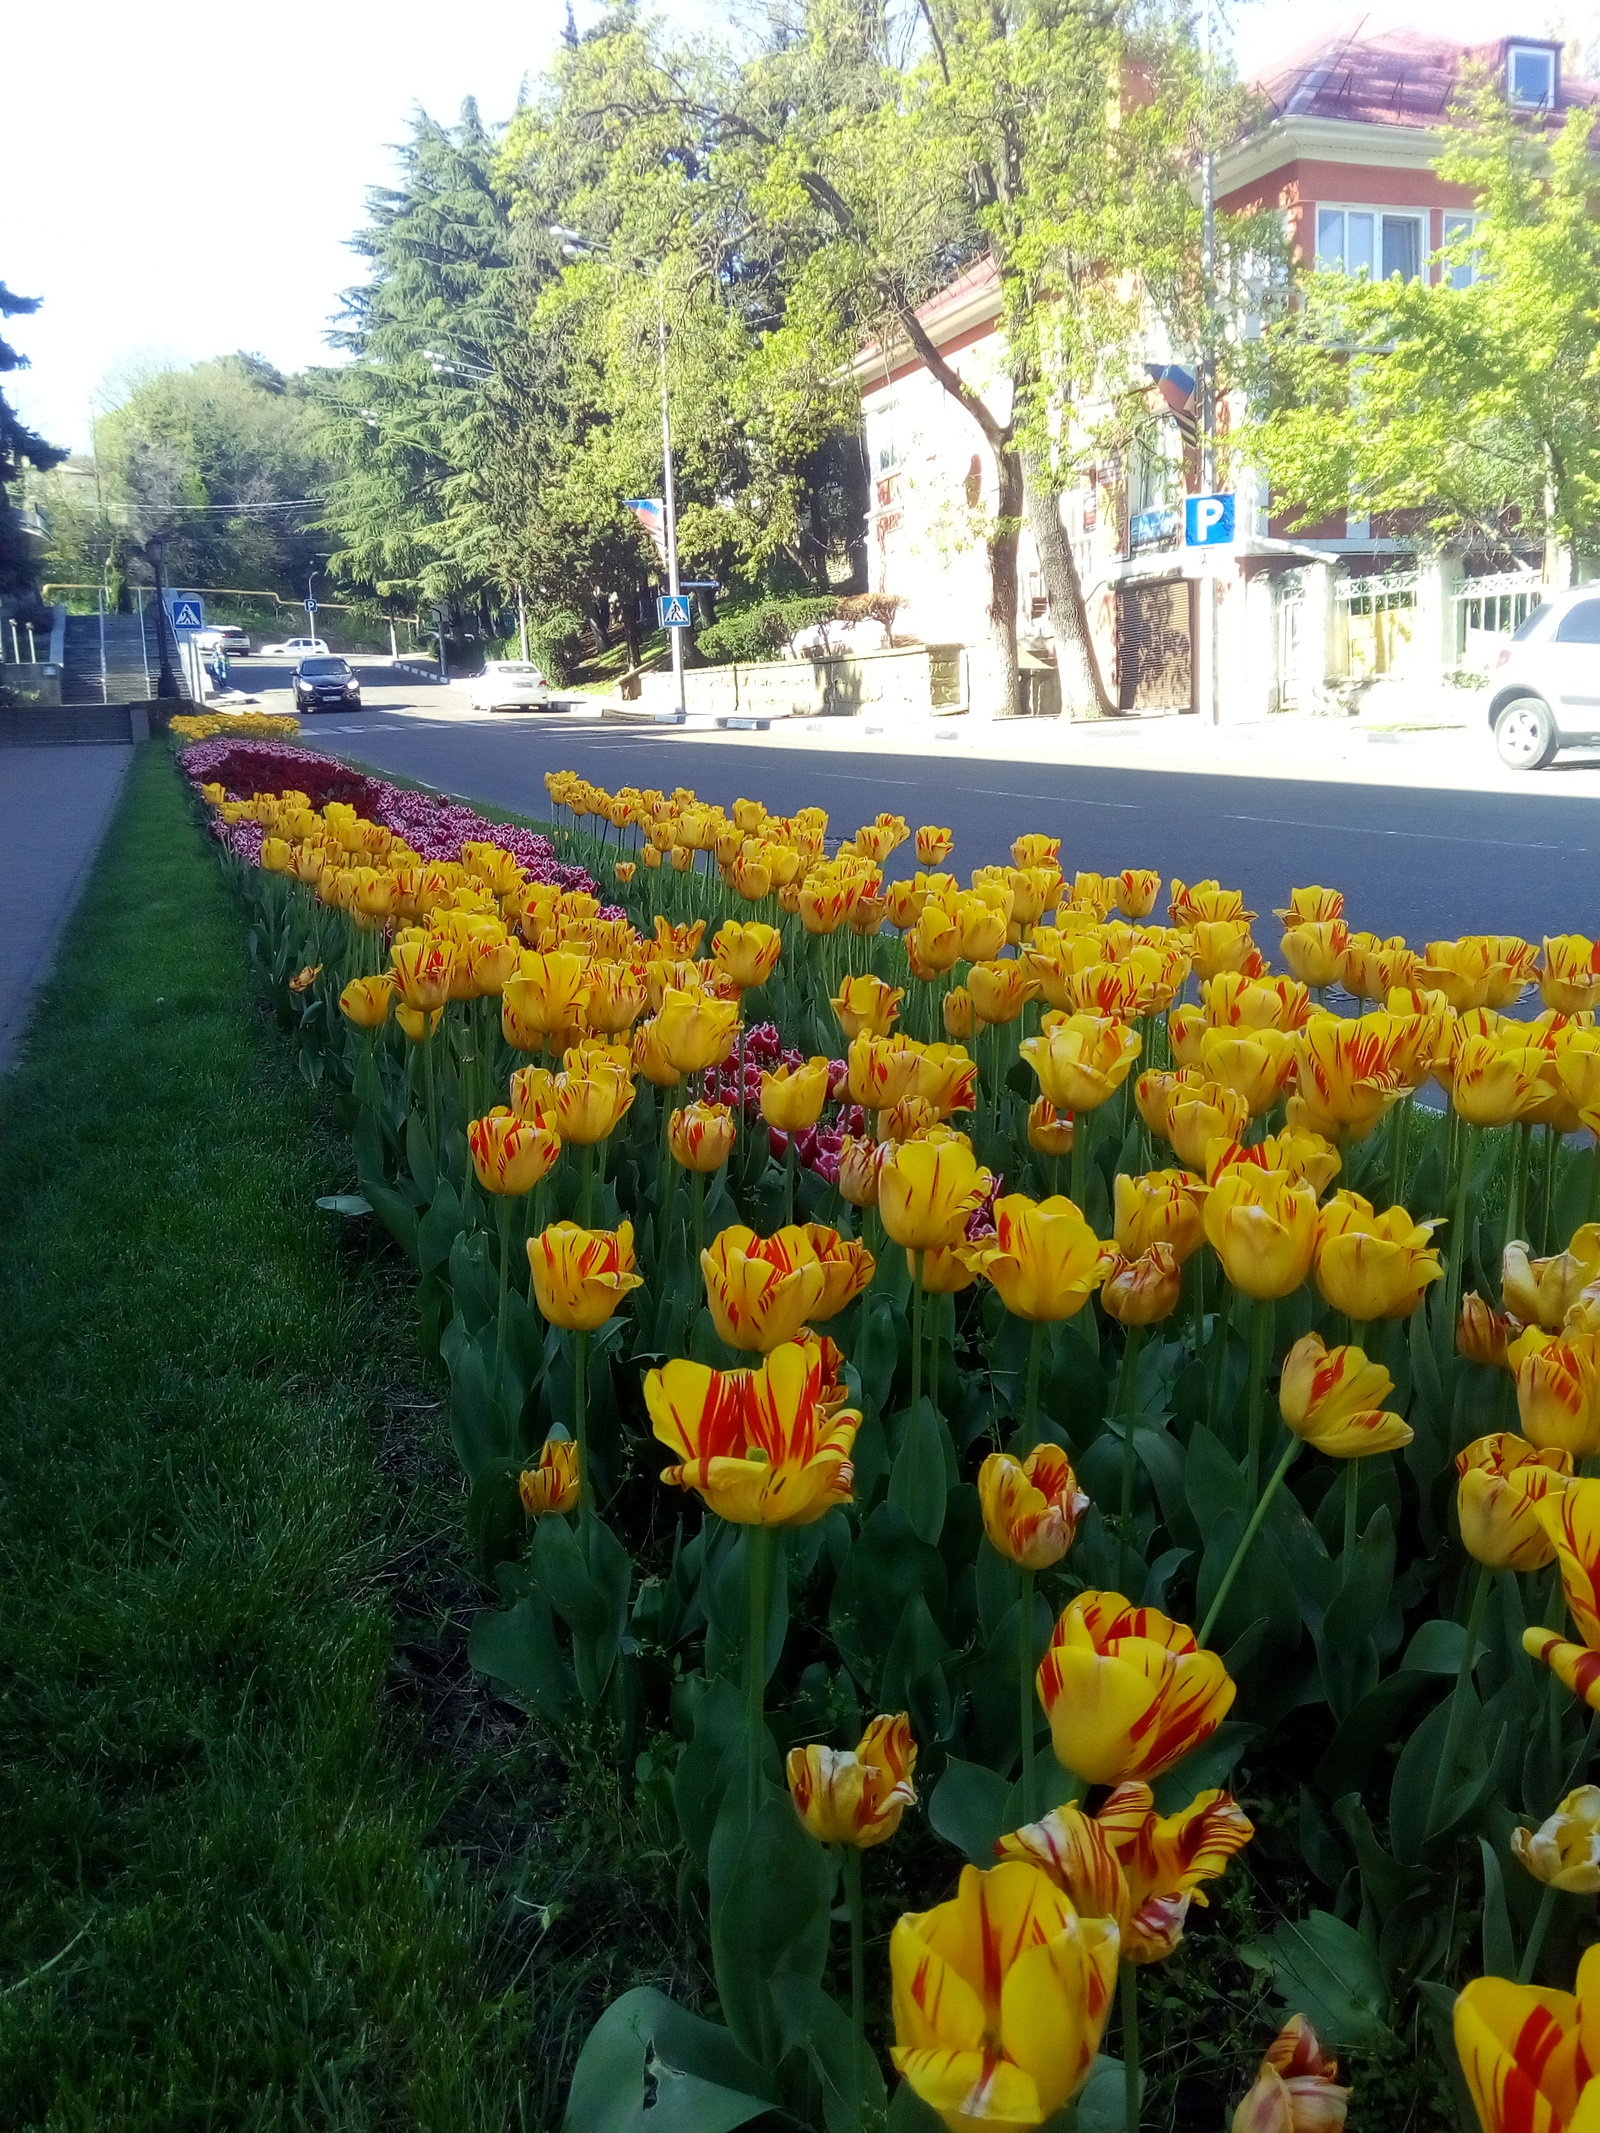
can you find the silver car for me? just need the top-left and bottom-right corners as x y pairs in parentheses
(1488, 585), (1600, 770)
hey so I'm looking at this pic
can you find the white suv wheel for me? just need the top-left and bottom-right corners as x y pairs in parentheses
(1495, 697), (1556, 772)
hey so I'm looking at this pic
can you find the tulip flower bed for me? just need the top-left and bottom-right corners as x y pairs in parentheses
(180, 732), (1600, 2133)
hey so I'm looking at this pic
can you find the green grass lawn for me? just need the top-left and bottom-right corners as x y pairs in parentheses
(0, 746), (532, 2130)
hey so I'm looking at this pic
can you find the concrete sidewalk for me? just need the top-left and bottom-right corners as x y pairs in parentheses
(1, 744), (132, 1071)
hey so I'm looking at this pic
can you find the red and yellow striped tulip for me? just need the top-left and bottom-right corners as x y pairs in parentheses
(787, 1712), (918, 1848)
(667, 1100), (736, 1174)
(339, 974), (395, 1028)
(1027, 1097), (1075, 1157)
(1312, 1191), (1443, 1320)
(964, 1193), (1107, 1321)
(701, 1225), (828, 1351)
(832, 971), (904, 1039)
(1503, 1230), (1600, 1331)
(468, 1107), (562, 1195)
(1037, 1591), (1236, 1786)
(978, 1444), (1089, 1570)
(647, 1337), (859, 1525)
(711, 919), (781, 991)
(1203, 1166), (1318, 1300)
(1512, 1329), (1600, 1456)
(1114, 1170), (1207, 1263)
(1115, 869), (1162, 919)
(519, 1438), (581, 1518)
(1456, 1434), (1573, 1571)
(1232, 2018), (1350, 2133)
(1279, 1333), (1414, 1459)
(1100, 1243), (1184, 1325)
(760, 1057), (832, 1133)
(1022, 1012), (1142, 1113)
(1279, 920), (1350, 991)
(916, 824), (954, 864)
(527, 1221), (643, 1331)
(1454, 1943), (1600, 2133)
(879, 1132), (994, 1254)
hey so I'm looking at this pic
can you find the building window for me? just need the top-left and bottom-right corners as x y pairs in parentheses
(1441, 213), (1481, 290)
(1506, 43), (1556, 107)
(1316, 207), (1423, 283)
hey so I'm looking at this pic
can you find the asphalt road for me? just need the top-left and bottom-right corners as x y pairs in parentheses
(224, 659), (1599, 947)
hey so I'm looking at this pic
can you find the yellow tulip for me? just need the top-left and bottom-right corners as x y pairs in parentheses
(978, 1444), (1089, 1570)
(1100, 1244), (1183, 1325)
(1115, 868), (1162, 919)
(1456, 1433), (1572, 1571)
(880, 1095), (939, 1143)
(916, 825), (954, 864)
(967, 959), (1032, 1026)
(1459, 1292), (1517, 1369)
(1512, 1329), (1600, 1456)
(800, 1224), (877, 1317)
(701, 1226), (828, 1352)
(1454, 1944), (1600, 2133)
(468, 1107), (562, 1195)
(1027, 1097), (1075, 1158)
(1167, 1003), (1208, 1070)
(965, 1193), (1107, 1322)
(1292, 1015), (1405, 1141)
(1203, 1167), (1318, 1300)
(1202, 971), (1310, 1032)
(339, 975), (395, 1029)
(1012, 833), (1061, 869)
(787, 1713), (918, 1849)
(1022, 1013), (1142, 1113)
(1503, 1229), (1600, 1330)
(909, 900), (963, 976)
(1037, 1591), (1236, 1786)
(390, 933), (457, 1011)
(1279, 1333), (1414, 1458)
(942, 985), (975, 1039)
(1311, 1192), (1443, 1320)
(582, 961), (649, 1035)
(878, 1133), (993, 1254)
(667, 1100), (736, 1174)
(1448, 1033), (1554, 1128)
(527, 1221), (643, 1331)
(654, 986), (740, 1075)
(519, 1438), (581, 1517)
(1275, 886), (1344, 926)
(954, 893), (1009, 964)
(1542, 937), (1600, 1016)
(395, 1003), (442, 1043)
(1198, 1026), (1301, 1118)
(1168, 1081), (1254, 1175)
(1113, 1170), (1206, 1263)
(832, 972), (904, 1039)
(1204, 1129), (1341, 1196)
(1336, 932), (1416, 1003)
(1187, 919), (1260, 981)
(501, 951), (592, 1046)
(1279, 921), (1350, 991)
(632, 1015), (682, 1088)
(647, 1337), (859, 1525)
(889, 1861), (1119, 2132)
(838, 1134), (885, 1208)
(913, 1043), (979, 1119)
(1511, 1787), (1600, 1893)
(712, 920), (781, 992)
(917, 1243), (976, 1294)
(760, 1058), (832, 1133)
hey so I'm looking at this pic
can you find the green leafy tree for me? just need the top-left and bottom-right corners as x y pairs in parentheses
(1242, 91), (1600, 579)
(0, 283), (65, 600)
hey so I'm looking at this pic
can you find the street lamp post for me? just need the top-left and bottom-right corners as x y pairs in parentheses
(146, 534), (179, 700)
(551, 225), (688, 723)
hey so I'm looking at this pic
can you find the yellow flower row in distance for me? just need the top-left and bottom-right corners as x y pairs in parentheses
(174, 712), (300, 741)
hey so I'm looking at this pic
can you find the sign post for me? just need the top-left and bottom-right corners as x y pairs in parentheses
(1184, 493), (1234, 726)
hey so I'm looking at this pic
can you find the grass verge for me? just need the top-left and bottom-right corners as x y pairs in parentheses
(0, 743), (531, 2130)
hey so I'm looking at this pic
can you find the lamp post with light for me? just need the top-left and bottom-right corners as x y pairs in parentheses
(550, 226), (688, 724)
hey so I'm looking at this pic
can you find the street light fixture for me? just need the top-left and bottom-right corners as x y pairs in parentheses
(550, 225), (688, 724)
(145, 533), (179, 700)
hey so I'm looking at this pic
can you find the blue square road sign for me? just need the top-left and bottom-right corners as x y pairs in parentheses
(168, 596), (205, 630)
(1184, 494), (1235, 548)
(657, 593), (693, 629)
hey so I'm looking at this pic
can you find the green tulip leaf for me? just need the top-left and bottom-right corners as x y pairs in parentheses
(560, 1986), (777, 2133)
(888, 1397), (953, 1546)
(466, 1592), (575, 1719)
(1248, 1909), (1396, 2050)
(770, 1973), (887, 2133)
(709, 1796), (833, 2070)
(1071, 2053), (1137, 2133)
(928, 1756), (1012, 1866)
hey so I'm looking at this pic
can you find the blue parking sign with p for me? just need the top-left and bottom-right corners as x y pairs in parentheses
(168, 596), (205, 629)
(657, 593), (692, 628)
(1184, 494), (1235, 547)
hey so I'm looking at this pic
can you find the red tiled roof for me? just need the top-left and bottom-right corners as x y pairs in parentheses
(1252, 22), (1598, 126)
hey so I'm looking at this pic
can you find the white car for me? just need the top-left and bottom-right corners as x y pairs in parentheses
(1487, 586), (1600, 769)
(260, 635), (330, 659)
(466, 659), (552, 712)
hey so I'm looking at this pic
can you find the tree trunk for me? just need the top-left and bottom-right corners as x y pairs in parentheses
(620, 594), (641, 668)
(987, 447), (1023, 719)
(1019, 444), (1116, 719)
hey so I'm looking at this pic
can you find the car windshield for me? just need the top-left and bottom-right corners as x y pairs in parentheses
(492, 664), (541, 677)
(302, 659), (348, 676)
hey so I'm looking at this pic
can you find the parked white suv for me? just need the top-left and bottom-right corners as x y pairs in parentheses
(1487, 586), (1600, 770)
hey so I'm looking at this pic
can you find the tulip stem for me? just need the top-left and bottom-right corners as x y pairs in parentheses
(1019, 1564), (1037, 1821)
(1444, 1121), (1478, 1343)
(691, 1170), (705, 1265)
(1390, 1091), (1415, 1210)
(911, 1254), (925, 1415)
(1425, 1561), (1495, 1839)
(1071, 1115), (1087, 1211)
(494, 1194), (513, 1384)
(1560, 1708), (1600, 1797)
(1342, 1457), (1360, 1575)
(1505, 1121), (1533, 1261)
(785, 1134), (796, 1227)
(1118, 1325), (1148, 1595)
(1589, 1143), (1600, 1229)
(1198, 1433), (1298, 1649)
(1245, 1300), (1274, 1505)
(844, 1841), (866, 2062)
(1024, 1318), (1044, 1440)
(580, 1140), (595, 1230)
(1120, 1960), (1141, 2133)
(1518, 1882), (1559, 1986)
(746, 1525), (772, 1831)
(573, 1327), (591, 1532)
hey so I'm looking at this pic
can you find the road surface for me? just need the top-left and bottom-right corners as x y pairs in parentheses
(224, 658), (1600, 949)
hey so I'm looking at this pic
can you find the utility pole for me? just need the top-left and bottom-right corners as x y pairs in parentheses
(1197, 0), (1221, 726)
(146, 535), (179, 700)
(658, 270), (687, 723)
(516, 583), (530, 663)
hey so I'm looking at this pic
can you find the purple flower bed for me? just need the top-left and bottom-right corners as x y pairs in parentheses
(181, 737), (597, 895)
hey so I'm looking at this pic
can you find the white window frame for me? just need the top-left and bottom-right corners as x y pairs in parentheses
(1506, 43), (1556, 109)
(1440, 212), (1482, 291)
(1314, 204), (1427, 284)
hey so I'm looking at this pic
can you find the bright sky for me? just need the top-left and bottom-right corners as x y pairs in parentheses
(1, 0), (1580, 454)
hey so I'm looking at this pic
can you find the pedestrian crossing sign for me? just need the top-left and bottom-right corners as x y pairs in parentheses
(657, 593), (692, 629)
(168, 597), (204, 630)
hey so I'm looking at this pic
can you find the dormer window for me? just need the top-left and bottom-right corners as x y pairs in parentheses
(1506, 42), (1556, 108)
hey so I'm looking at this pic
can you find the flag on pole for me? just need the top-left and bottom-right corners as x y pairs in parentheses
(1144, 365), (1198, 447)
(624, 498), (667, 565)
